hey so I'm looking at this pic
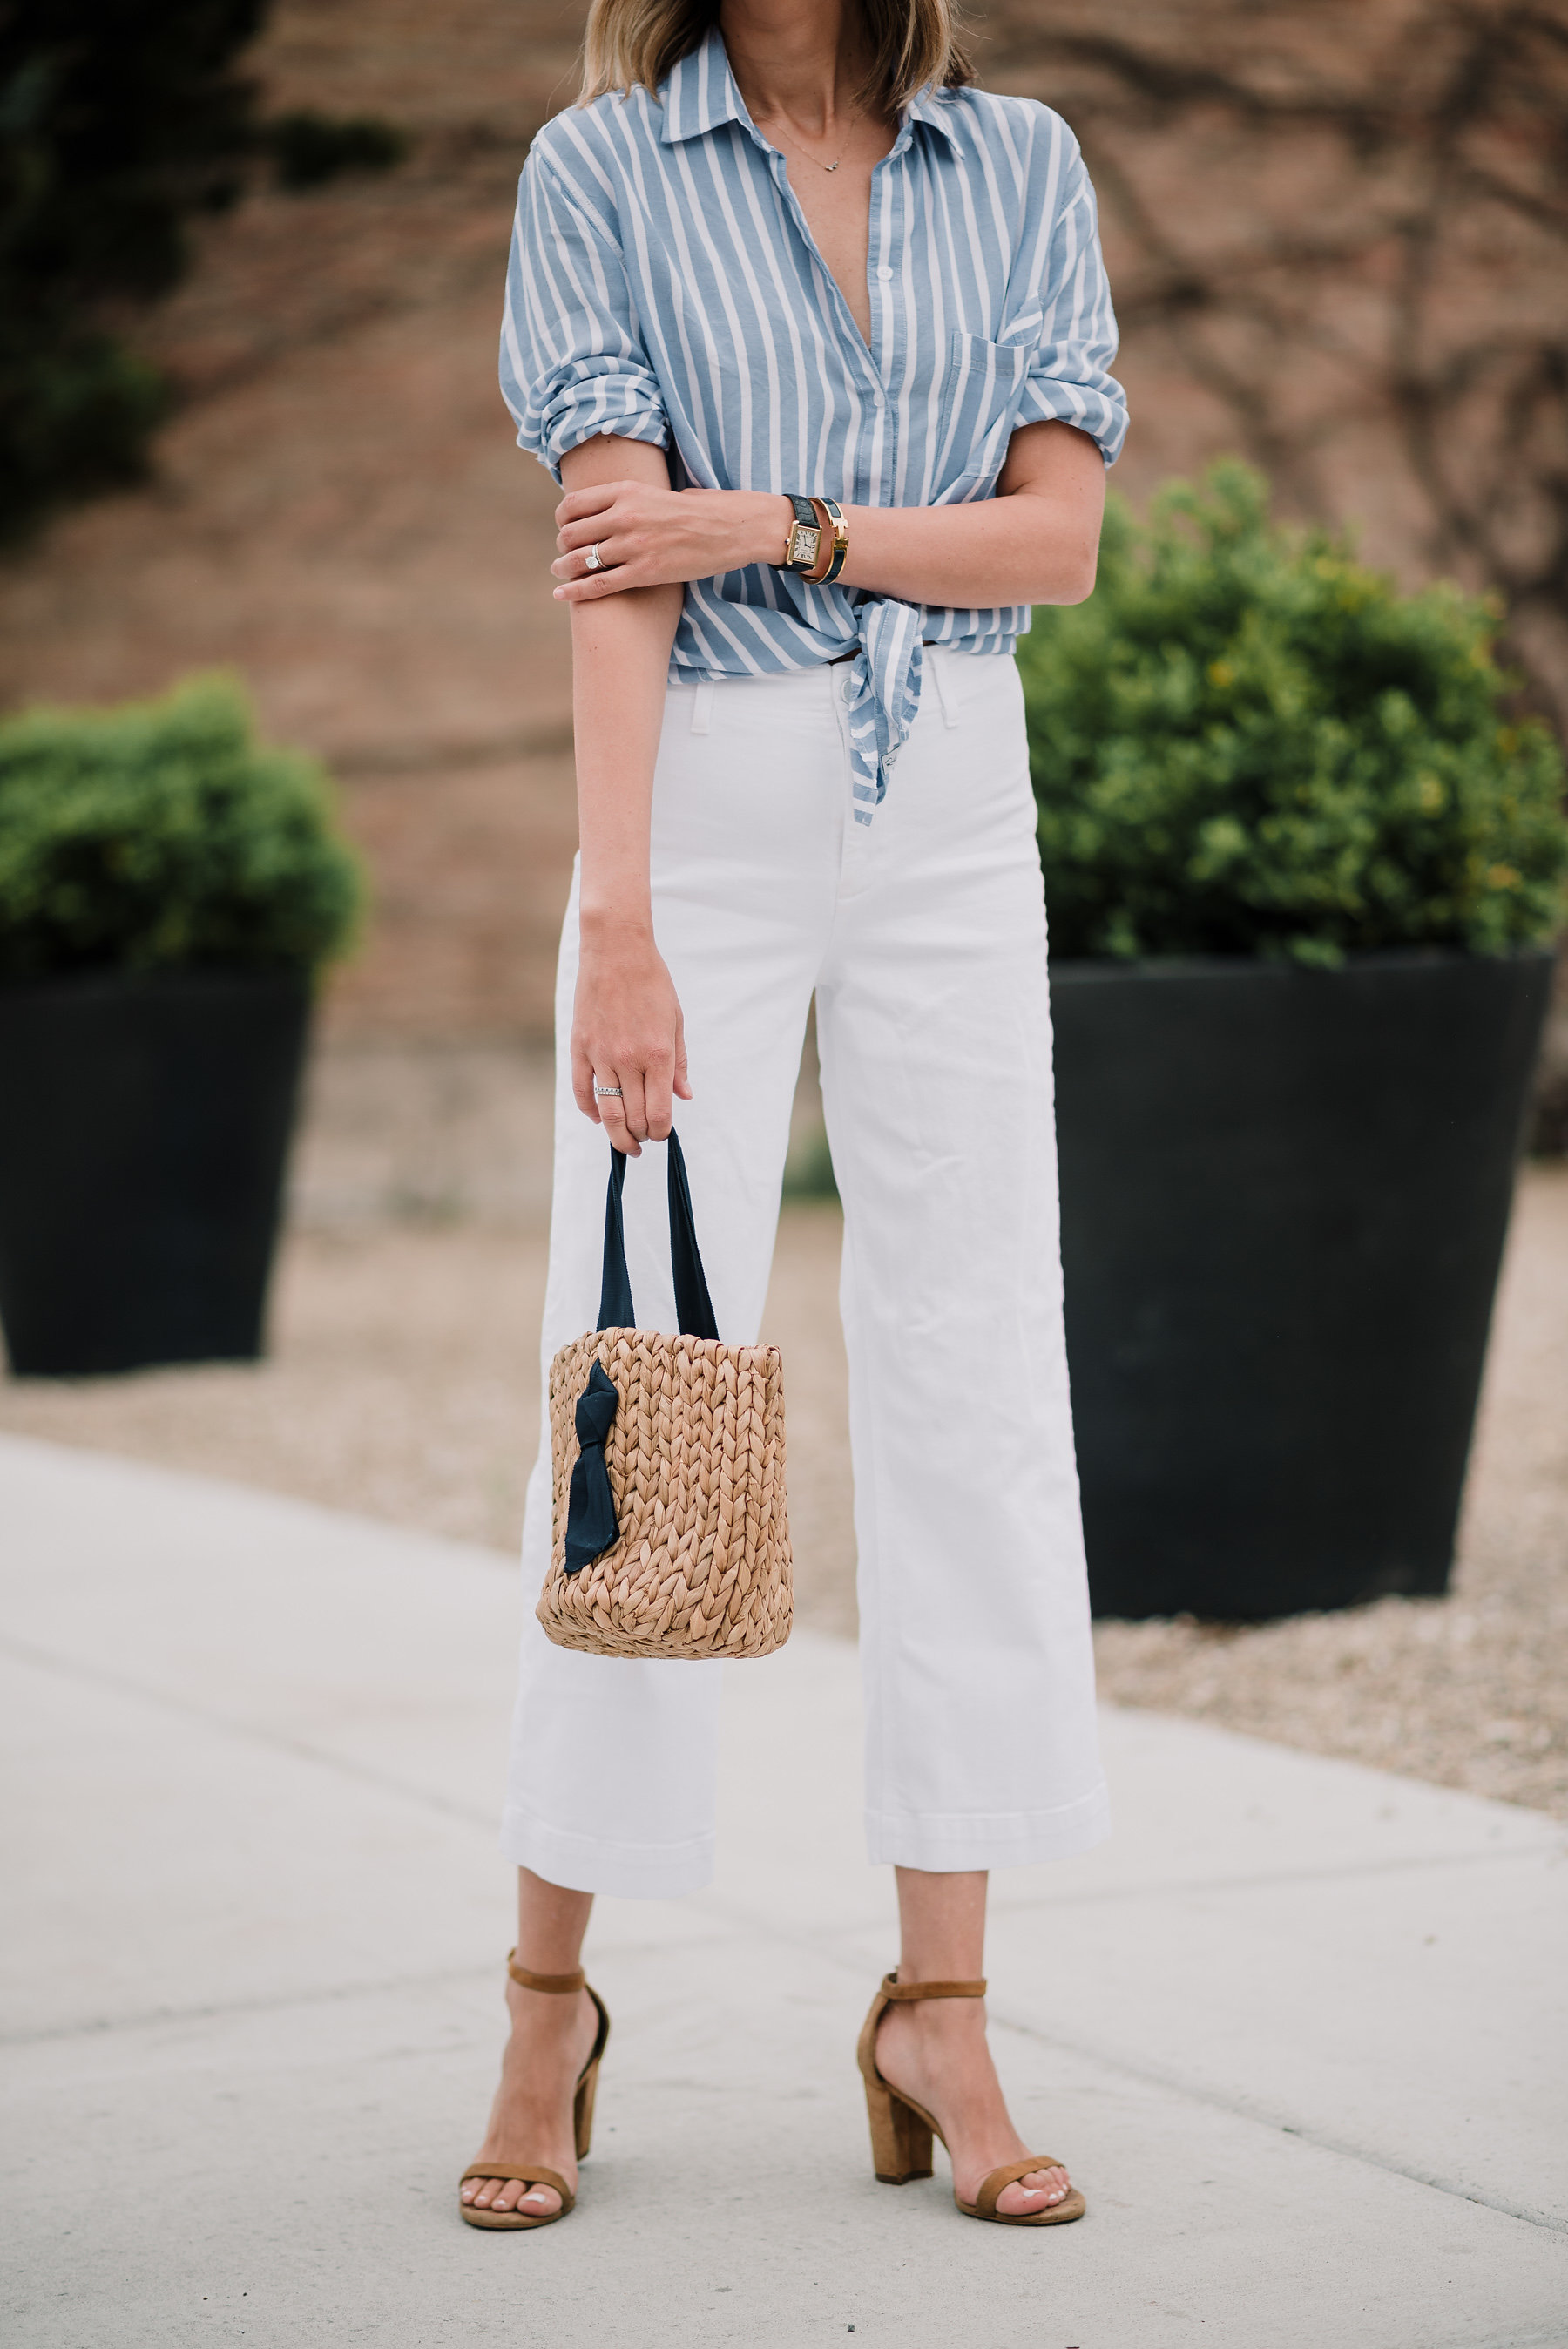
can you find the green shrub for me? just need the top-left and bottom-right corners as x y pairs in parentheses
(266, 110), (410, 190)
(0, 318), (172, 525)
(0, 674), (364, 978)
(1, 7), (412, 534)
(1018, 462), (1568, 965)
(0, 1), (267, 536)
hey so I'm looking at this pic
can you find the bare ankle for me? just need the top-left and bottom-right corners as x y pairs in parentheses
(894, 1996), (984, 2041)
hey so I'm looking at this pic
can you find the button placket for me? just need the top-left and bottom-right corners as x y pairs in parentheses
(761, 125), (876, 422)
(871, 158), (909, 502)
(865, 152), (898, 446)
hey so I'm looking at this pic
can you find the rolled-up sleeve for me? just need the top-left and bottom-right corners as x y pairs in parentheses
(499, 146), (671, 483)
(1014, 139), (1129, 464)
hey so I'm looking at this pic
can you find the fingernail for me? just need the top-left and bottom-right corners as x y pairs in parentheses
(553, 588), (564, 599)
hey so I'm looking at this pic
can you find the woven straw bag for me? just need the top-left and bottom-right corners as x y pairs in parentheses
(537, 1133), (792, 1660)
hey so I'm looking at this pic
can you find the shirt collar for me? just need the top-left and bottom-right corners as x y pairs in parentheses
(660, 26), (963, 154)
(659, 27), (749, 144)
(900, 83), (963, 152)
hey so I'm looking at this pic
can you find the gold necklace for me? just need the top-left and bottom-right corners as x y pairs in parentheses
(760, 109), (860, 174)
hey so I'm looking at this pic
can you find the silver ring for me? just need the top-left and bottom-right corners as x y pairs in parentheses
(584, 542), (605, 572)
(594, 1083), (623, 1097)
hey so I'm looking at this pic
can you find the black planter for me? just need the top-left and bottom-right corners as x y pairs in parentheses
(1049, 947), (1553, 1621)
(0, 968), (311, 1376)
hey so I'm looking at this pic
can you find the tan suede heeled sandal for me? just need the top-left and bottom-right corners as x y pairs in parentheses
(458, 1954), (611, 2231)
(857, 1970), (1086, 2225)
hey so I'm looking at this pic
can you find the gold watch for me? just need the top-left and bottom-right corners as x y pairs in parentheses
(774, 492), (823, 574)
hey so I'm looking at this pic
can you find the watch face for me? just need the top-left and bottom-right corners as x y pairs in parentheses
(788, 524), (821, 567)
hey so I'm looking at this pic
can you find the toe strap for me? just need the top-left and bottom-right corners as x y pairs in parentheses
(460, 2163), (574, 2210)
(974, 2156), (1066, 2217)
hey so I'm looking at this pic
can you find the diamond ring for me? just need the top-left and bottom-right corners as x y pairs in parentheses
(594, 1083), (623, 1097)
(584, 542), (606, 572)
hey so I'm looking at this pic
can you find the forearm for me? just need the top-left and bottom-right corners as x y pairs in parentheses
(835, 423), (1105, 605)
(554, 433), (691, 1148)
(561, 482), (1098, 609)
(832, 492), (1099, 608)
(571, 583), (683, 932)
(552, 420), (1107, 614)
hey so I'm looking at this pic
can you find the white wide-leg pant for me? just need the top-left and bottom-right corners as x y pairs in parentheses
(502, 649), (1108, 1896)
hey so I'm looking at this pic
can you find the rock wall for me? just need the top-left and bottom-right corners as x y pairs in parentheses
(0, 0), (1561, 1052)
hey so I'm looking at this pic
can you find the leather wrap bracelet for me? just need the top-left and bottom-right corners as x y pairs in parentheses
(808, 496), (849, 585)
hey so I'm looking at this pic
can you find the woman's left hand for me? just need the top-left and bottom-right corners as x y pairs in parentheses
(552, 479), (788, 601)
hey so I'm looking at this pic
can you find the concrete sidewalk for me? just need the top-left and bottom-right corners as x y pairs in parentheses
(2, 1431), (1565, 2349)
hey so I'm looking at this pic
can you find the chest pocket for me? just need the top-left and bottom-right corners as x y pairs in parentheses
(936, 332), (1031, 496)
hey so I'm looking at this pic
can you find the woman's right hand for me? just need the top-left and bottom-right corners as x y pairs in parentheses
(571, 918), (691, 1155)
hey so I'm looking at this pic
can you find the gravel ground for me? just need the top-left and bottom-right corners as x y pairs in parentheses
(3, 1060), (1563, 1820)
(0, 1207), (858, 1640)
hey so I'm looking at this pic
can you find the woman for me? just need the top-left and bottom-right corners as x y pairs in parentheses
(462, 0), (1127, 2231)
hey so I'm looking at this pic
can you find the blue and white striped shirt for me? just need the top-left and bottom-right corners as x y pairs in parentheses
(501, 27), (1127, 822)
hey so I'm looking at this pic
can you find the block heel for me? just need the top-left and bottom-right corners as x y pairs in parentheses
(862, 2071), (935, 2183)
(573, 2050), (600, 2160)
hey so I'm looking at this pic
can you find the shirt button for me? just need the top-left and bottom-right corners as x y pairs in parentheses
(876, 265), (893, 281)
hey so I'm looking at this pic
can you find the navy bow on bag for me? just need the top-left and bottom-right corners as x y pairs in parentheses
(561, 1133), (720, 1576)
(563, 1363), (620, 1572)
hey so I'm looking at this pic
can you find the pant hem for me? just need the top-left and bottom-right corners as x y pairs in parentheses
(863, 1780), (1111, 1871)
(501, 1807), (715, 1899)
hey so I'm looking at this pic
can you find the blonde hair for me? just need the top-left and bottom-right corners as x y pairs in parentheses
(579, 0), (975, 116)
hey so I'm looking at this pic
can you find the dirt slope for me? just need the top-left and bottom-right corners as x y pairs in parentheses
(1, 0), (1561, 1039)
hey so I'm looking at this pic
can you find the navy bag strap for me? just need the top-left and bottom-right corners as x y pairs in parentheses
(596, 1132), (719, 1342)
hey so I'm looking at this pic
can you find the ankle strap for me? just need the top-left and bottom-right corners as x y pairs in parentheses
(881, 1970), (987, 2001)
(507, 1951), (585, 1994)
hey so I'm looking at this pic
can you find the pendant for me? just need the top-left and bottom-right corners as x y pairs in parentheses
(826, 160), (839, 172)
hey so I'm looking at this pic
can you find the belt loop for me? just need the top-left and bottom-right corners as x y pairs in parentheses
(929, 645), (960, 730)
(690, 676), (715, 735)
